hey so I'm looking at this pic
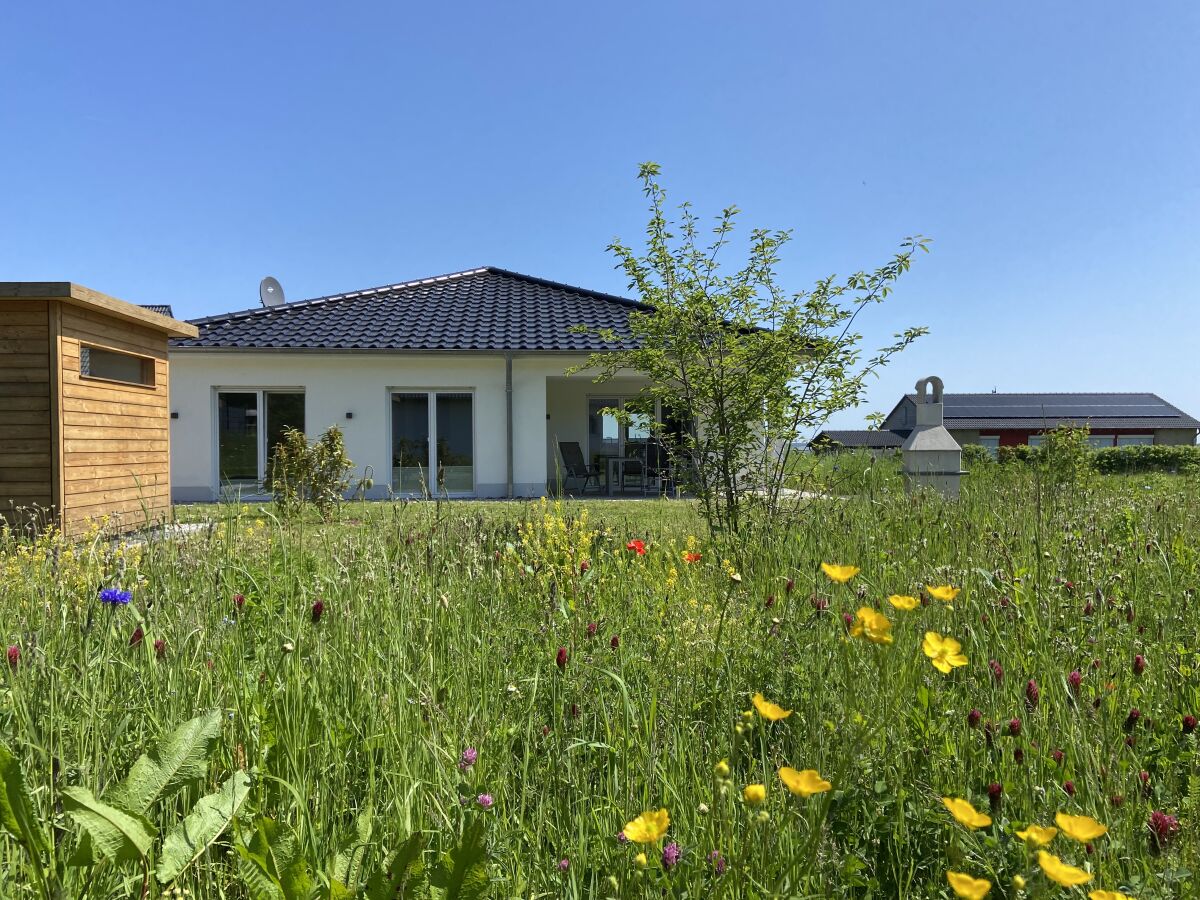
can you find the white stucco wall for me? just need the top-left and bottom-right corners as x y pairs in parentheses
(169, 351), (598, 501)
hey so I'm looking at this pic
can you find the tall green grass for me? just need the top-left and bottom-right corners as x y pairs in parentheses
(2, 470), (1199, 897)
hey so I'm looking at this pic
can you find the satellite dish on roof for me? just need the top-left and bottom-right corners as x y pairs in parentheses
(259, 276), (285, 308)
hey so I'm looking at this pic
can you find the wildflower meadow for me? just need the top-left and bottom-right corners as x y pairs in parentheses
(2, 461), (1199, 898)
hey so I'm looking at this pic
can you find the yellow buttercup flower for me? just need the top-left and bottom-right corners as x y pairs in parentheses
(633, 852), (648, 868)
(821, 563), (860, 584)
(1013, 875), (1026, 891)
(778, 767), (831, 797)
(1038, 850), (1092, 886)
(926, 584), (960, 602)
(942, 797), (992, 830)
(946, 871), (992, 900)
(743, 784), (766, 806)
(622, 809), (670, 844)
(713, 759), (730, 778)
(850, 607), (894, 645)
(1089, 891), (1134, 900)
(888, 594), (919, 611)
(1055, 812), (1108, 843)
(752, 693), (793, 721)
(923, 631), (969, 674)
(1015, 824), (1058, 846)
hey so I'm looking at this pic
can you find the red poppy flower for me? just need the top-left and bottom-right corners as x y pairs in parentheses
(626, 540), (646, 556)
(683, 551), (701, 563)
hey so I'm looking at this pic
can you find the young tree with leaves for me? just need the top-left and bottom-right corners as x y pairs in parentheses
(576, 163), (928, 534)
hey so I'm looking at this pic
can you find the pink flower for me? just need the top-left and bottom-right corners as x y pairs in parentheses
(967, 708), (982, 729)
(234, 592), (246, 609)
(1025, 679), (1040, 710)
(476, 793), (494, 810)
(458, 747), (478, 770)
(557, 858), (569, 872)
(1008, 718), (1021, 736)
(6, 645), (19, 669)
(989, 660), (1004, 682)
(1133, 654), (1146, 676)
(586, 622), (598, 638)
(154, 639), (166, 659)
(556, 647), (568, 670)
(1149, 810), (1180, 850)
(661, 842), (681, 870)
(1067, 669), (1082, 693)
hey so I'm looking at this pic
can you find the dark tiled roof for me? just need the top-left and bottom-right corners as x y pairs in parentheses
(170, 267), (651, 352)
(809, 429), (909, 449)
(907, 393), (1200, 430)
(140, 304), (175, 318)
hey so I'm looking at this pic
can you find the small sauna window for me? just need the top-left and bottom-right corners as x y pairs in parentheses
(80, 345), (156, 387)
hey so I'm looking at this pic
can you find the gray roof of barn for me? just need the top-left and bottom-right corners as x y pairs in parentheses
(897, 392), (1200, 431)
(809, 429), (909, 449)
(140, 304), (175, 318)
(170, 267), (651, 352)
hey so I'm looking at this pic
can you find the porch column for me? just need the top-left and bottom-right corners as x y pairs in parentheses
(510, 360), (548, 497)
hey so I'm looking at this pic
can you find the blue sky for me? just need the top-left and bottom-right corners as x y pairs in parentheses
(3, 2), (1198, 429)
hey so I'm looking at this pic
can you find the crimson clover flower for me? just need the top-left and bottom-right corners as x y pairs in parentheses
(1149, 810), (1180, 851)
(311, 600), (325, 623)
(1133, 654), (1147, 676)
(129, 626), (144, 647)
(459, 747), (478, 770)
(555, 647), (568, 670)
(6, 645), (19, 669)
(99, 588), (132, 605)
(1183, 715), (1197, 734)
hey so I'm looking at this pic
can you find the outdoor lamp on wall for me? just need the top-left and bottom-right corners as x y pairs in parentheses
(170, 412), (179, 419)
(345, 411), (353, 419)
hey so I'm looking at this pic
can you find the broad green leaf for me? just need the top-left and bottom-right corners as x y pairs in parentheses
(0, 740), (48, 856)
(62, 786), (156, 865)
(280, 856), (314, 900)
(428, 821), (488, 900)
(156, 770), (251, 884)
(365, 832), (425, 899)
(107, 709), (223, 814)
(333, 806), (373, 890)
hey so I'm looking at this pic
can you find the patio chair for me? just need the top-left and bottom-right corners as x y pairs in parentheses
(558, 441), (602, 494)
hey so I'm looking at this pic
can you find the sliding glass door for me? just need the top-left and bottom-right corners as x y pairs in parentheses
(217, 390), (305, 491)
(391, 391), (474, 495)
(587, 397), (663, 489)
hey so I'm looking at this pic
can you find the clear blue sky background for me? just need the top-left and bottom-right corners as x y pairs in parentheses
(3, 2), (1198, 430)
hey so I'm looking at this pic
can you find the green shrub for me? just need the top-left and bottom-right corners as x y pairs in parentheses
(1093, 443), (1200, 475)
(960, 443), (995, 470)
(997, 444), (1036, 465)
(269, 425), (357, 521)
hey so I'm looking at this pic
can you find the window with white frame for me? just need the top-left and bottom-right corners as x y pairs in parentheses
(977, 436), (1000, 458)
(391, 391), (474, 495)
(1116, 434), (1154, 446)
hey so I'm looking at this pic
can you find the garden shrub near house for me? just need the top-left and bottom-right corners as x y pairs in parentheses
(269, 424), (357, 521)
(1093, 443), (1200, 475)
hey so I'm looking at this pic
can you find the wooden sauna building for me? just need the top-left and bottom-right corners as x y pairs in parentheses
(0, 283), (198, 535)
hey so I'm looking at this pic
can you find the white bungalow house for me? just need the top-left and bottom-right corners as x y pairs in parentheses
(168, 267), (677, 501)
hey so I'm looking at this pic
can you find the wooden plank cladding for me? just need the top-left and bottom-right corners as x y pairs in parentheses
(0, 299), (52, 529)
(0, 284), (197, 536)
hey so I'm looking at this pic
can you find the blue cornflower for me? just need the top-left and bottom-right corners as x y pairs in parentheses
(99, 588), (132, 605)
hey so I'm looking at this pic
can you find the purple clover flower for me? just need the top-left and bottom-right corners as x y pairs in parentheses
(459, 747), (478, 770)
(662, 842), (681, 870)
(476, 793), (494, 810)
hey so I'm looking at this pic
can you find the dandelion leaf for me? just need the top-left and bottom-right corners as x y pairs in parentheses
(0, 740), (48, 855)
(62, 786), (156, 866)
(156, 770), (251, 884)
(236, 818), (296, 900)
(106, 710), (223, 816)
(365, 831), (425, 899)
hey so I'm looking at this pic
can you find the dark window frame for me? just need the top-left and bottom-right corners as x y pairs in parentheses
(79, 344), (156, 388)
